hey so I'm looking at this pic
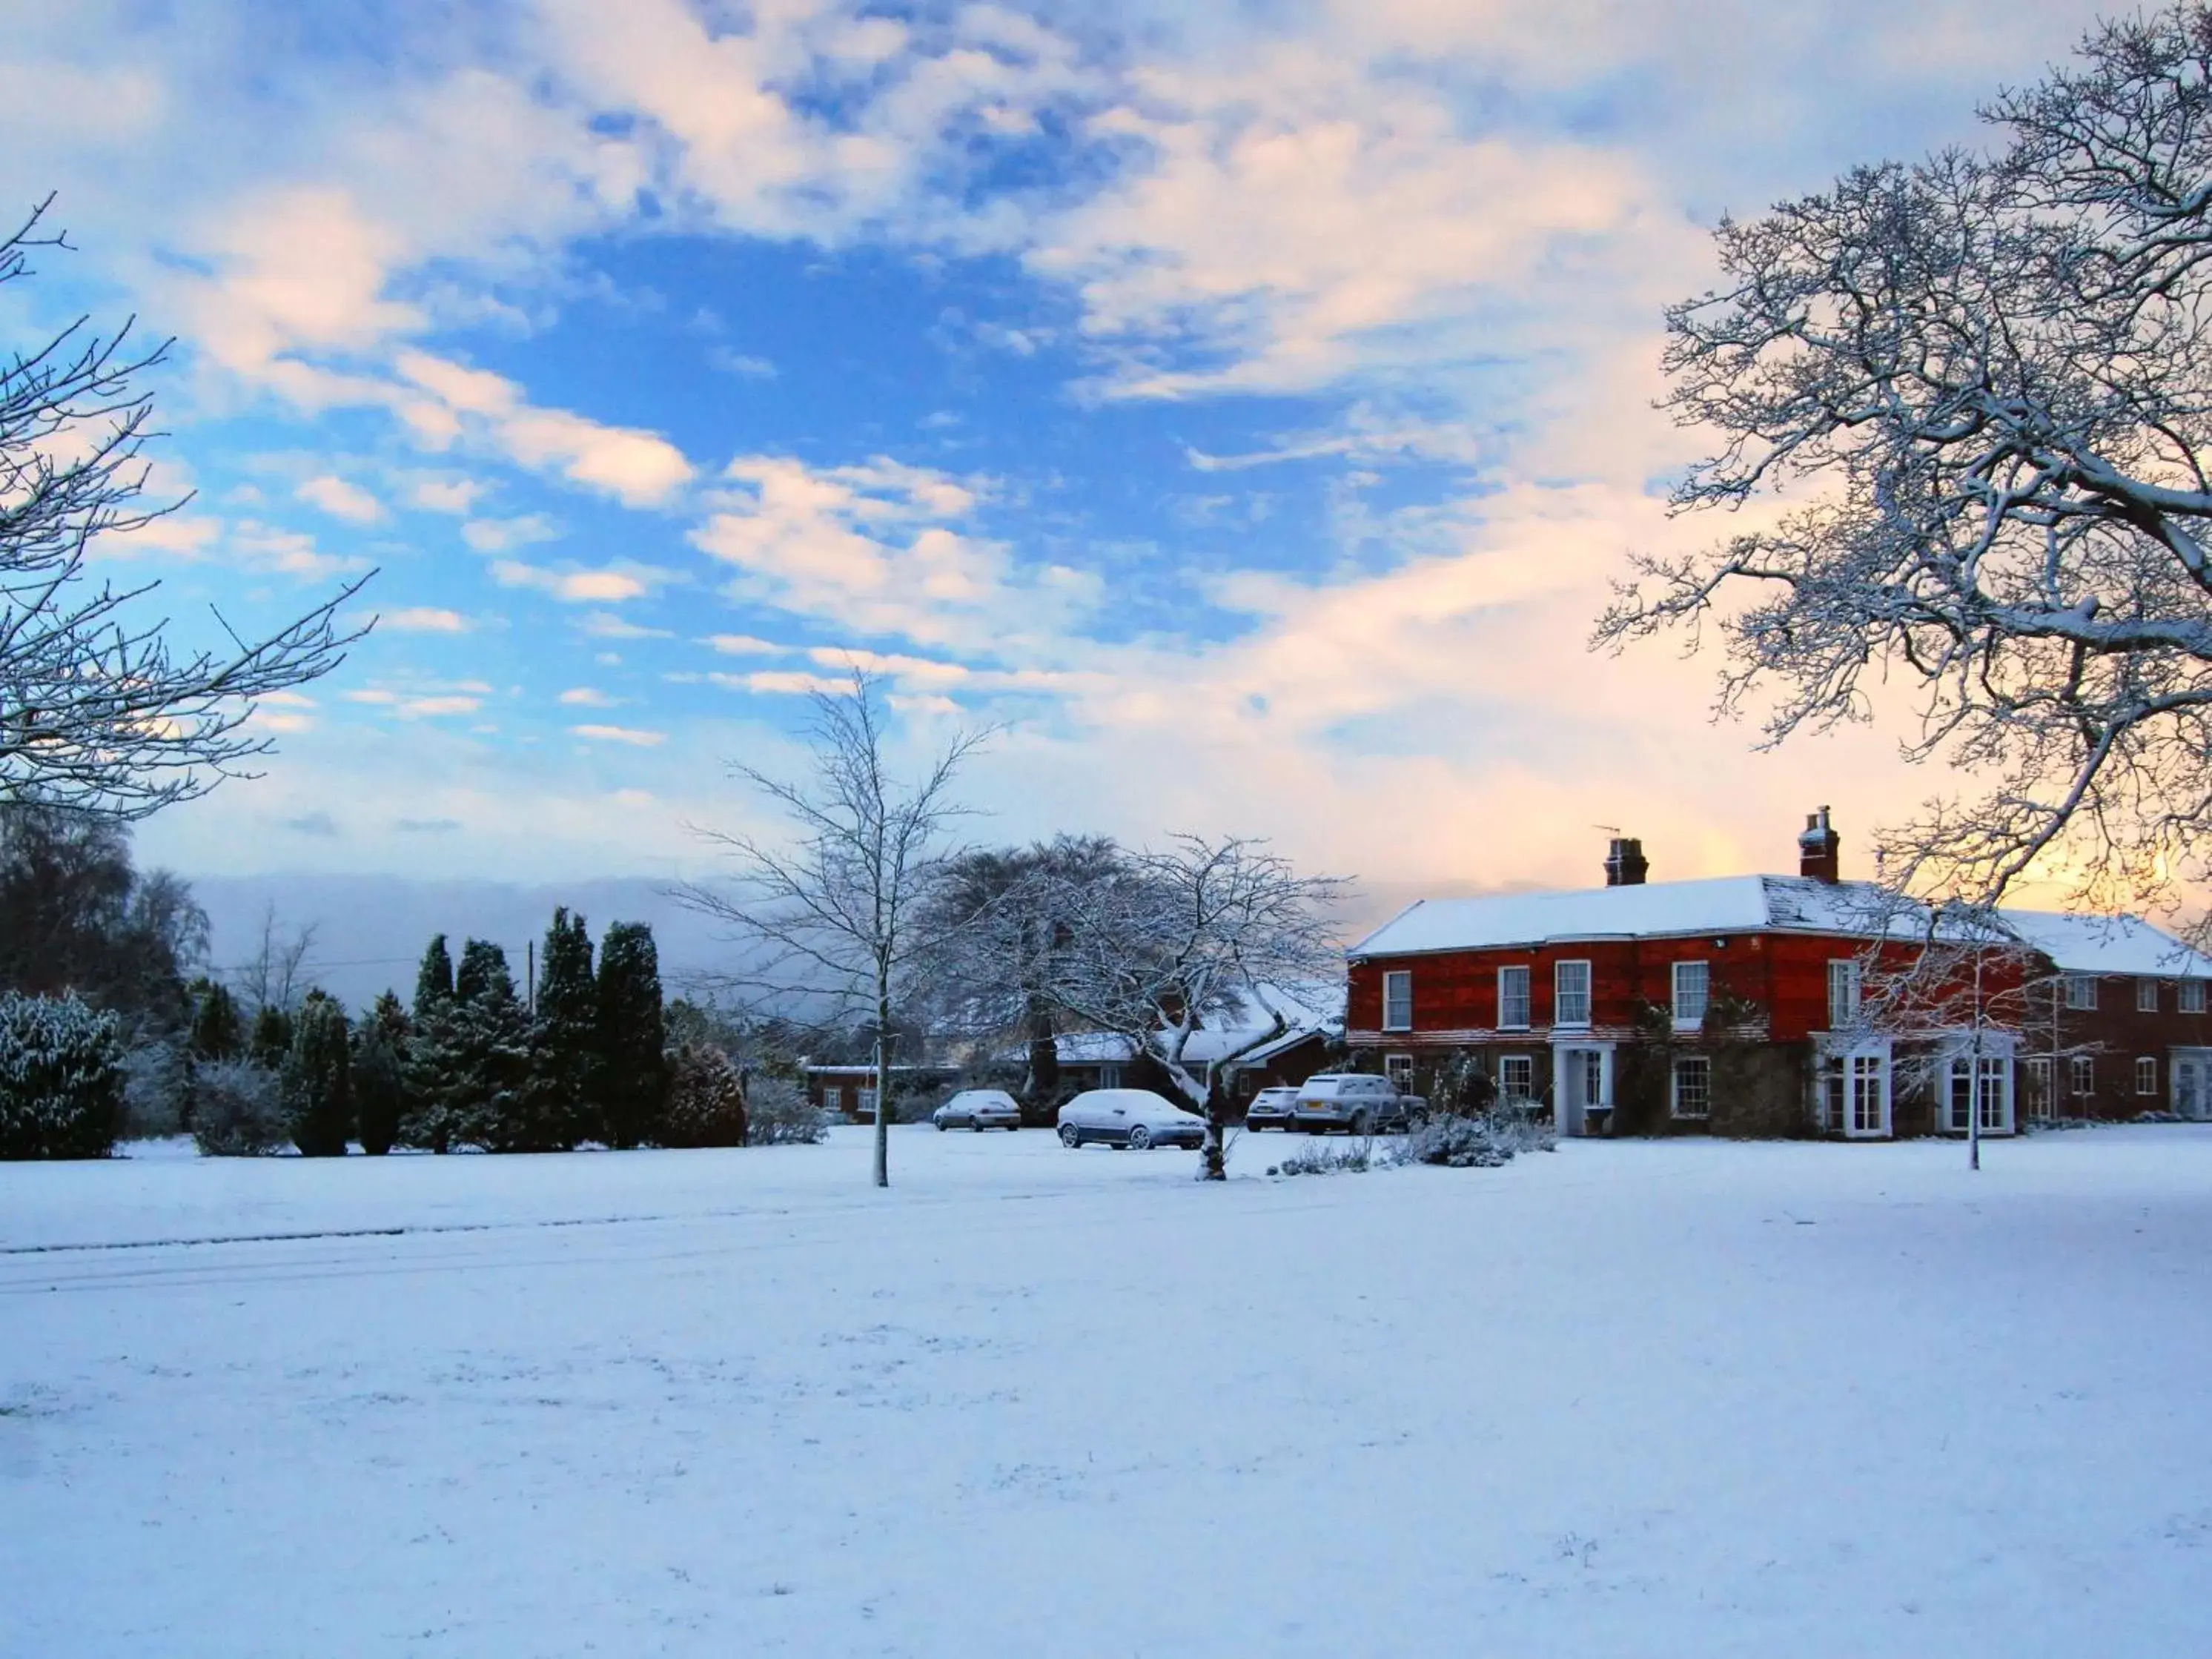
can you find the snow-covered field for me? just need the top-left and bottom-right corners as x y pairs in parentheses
(4, 1125), (2209, 1658)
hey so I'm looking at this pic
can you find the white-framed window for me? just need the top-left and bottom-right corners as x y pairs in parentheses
(856, 1087), (879, 1117)
(1385, 1053), (1414, 1091)
(1945, 1056), (2008, 1133)
(2064, 974), (2099, 1011)
(1098, 1064), (1122, 1089)
(2024, 1057), (2053, 1120)
(825, 1085), (844, 1114)
(2184, 980), (2207, 1013)
(1827, 958), (1861, 1030)
(2138, 978), (2160, 1013)
(1382, 970), (1414, 1032)
(1497, 966), (1531, 1031)
(1816, 1045), (1890, 1138)
(2070, 1055), (2095, 1096)
(2137, 1056), (2159, 1096)
(1672, 960), (1709, 1028)
(1554, 960), (1592, 1028)
(1670, 1055), (1711, 1120)
(1497, 1054), (1534, 1101)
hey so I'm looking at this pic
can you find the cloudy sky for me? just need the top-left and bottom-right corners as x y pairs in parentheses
(6, 0), (2119, 903)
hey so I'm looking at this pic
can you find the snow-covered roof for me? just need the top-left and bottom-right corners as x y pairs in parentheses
(1997, 911), (2212, 978)
(1348, 875), (1890, 958)
(1348, 875), (2212, 977)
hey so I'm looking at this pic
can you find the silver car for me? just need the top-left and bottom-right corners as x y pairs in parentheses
(1056, 1088), (1206, 1150)
(1244, 1085), (1299, 1130)
(1291, 1073), (1424, 1134)
(932, 1088), (1021, 1131)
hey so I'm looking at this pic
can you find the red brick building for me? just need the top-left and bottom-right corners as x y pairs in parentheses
(1345, 812), (2212, 1139)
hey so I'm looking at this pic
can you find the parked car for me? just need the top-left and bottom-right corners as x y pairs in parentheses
(1056, 1088), (1206, 1150)
(933, 1088), (1021, 1131)
(1244, 1085), (1300, 1130)
(1291, 1073), (1425, 1134)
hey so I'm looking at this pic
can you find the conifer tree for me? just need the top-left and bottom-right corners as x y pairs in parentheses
(595, 921), (667, 1148)
(354, 992), (406, 1156)
(414, 933), (454, 1017)
(250, 1002), (293, 1070)
(445, 940), (540, 1151)
(531, 907), (599, 1148)
(186, 978), (243, 1062)
(282, 990), (351, 1157)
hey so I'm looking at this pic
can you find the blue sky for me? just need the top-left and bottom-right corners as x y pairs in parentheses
(3, 0), (2120, 897)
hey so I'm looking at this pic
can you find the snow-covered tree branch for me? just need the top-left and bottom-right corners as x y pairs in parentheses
(1595, 8), (2212, 912)
(1, 197), (367, 819)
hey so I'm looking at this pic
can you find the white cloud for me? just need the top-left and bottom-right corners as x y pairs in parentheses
(570, 723), (666, 746)
(377, 606), (474, 634)
(692, 453), (1097, 651)
(295, 474), (385, 523)
(703, 632), (787, 656)
(492, 560), (674, 603)
(558, 687), (615, 706)
(408, 476), (489, 514)
(461, 513), (561, 554)
(579, 612), (674, 640)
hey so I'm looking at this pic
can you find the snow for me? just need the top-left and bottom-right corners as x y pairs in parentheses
(1998, 910), (2212, 978)
(5, 1127), (2211, 1656)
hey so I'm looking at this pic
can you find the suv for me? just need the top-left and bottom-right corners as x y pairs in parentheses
(1291, 1073), (1424, 1134)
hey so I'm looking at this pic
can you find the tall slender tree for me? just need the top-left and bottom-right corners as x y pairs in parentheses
(282, 990), (351, 1157)
(595, 921), (666, 1149)
(531, 907), (598, 1149)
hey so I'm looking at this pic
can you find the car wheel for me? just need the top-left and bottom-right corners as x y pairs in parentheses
(1059, 1123), (1081, 1148)
(1350, 1110), (1372, 1136)
(936, 1120), (948, 1131)
(1127, 1124), (1153, 1150)
(971, 1120), (984, 1132)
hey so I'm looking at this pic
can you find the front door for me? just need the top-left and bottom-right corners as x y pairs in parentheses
(1552, 1047), (1609, 1136)
(2173, 1051), (2211, 1121)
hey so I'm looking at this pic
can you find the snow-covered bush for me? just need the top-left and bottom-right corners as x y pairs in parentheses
(190, 1059), (288, 1156)
(1390, 1103), (1553, 1169)
(745, 1076), (828, 1145)
(0, 992), (125, 1159)
(658, 1043), (749, 1148)
(120, 1036), (192, 1139)
(1271, 1138), (1373, 1176)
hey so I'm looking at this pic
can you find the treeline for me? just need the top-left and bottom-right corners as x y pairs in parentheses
(181, 910), (770, 1157)
(0, 806), (827, 1159)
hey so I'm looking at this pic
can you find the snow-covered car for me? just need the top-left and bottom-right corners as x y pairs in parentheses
(932, 1089), (1021, 1131)
(1291, 1073), (1424, 1134)
(1243, 1085), (1300, 1130)
(1056, 1088), (1206, 1150)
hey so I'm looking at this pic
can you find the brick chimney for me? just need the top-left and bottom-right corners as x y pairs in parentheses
(1798, 807), (1841, 884)
(1603, 835), (1649, 887)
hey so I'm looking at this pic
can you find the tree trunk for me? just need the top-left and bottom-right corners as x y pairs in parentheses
(1024, 994), (1059, 1117)
(873, 980), (891, 1190)
(1199, 1070), (1227, 1182)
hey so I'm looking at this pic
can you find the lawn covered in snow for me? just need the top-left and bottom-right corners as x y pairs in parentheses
(4, 1125), (2209, 1657)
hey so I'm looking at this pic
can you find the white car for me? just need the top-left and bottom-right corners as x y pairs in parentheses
(1291, 1073), (1425, 1134)
(1244, 1085), (1300, 1130)
(1056, 1087), (1206, 1150)
(933, 1088), (1021, 1131)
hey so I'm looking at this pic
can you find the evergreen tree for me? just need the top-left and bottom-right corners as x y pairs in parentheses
(186, 978), (243, 1062)
(413, 933), (454, 1018)
(282, 990), (351, 1157)
(660, 1042), (749, 1148)
(352, 1014), (403, 1157)
(250, 1002), (294, 1070)
(440, 940), (540, 1151)
(529, 907), (598, 1149)
(454, 938), (509, 1007)
(595, 921), (667, 1148)
(0, 992), (125, 1159)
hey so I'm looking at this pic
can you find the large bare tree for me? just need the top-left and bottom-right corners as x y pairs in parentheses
(2, 198), (365, 818)
(678, 671), (991, 1188)
(1042, 835), (1346, 1182)
(1597, 8), (2212, 914)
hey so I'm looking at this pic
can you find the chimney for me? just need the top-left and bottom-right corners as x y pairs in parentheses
(1798, 807), (1841, 884)
(1604, 836), (1649, 887)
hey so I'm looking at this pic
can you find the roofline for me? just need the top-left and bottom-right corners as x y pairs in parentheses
(1348, 921), (1891, 962)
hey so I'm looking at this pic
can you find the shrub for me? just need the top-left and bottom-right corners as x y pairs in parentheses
(0, 992), (125, 1159)
(1271, 1137), (1373, 1176)
(120, 1036), (192, 1139)
(659, 1042), (749, 1148)
(745, 1075), (829, 1145)
(1390, 1103), (1553, 1169)
(893, 1080), (953, 1124)
(190, 1059), (288, 1156)
(282, 990), (352, 1156)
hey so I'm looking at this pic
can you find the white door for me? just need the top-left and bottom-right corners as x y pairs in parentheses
(2174, 1052), (2211, 1121)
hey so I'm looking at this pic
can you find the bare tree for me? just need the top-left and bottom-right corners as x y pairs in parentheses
(1596, 9), (2212, 914)
(677, 671), (991, 1188)
(233, 902), (319, 1015)
(1044, 835), (1346, 1182)
(2, 196), (365, 818)
(1829, 889), (2063, 1168)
